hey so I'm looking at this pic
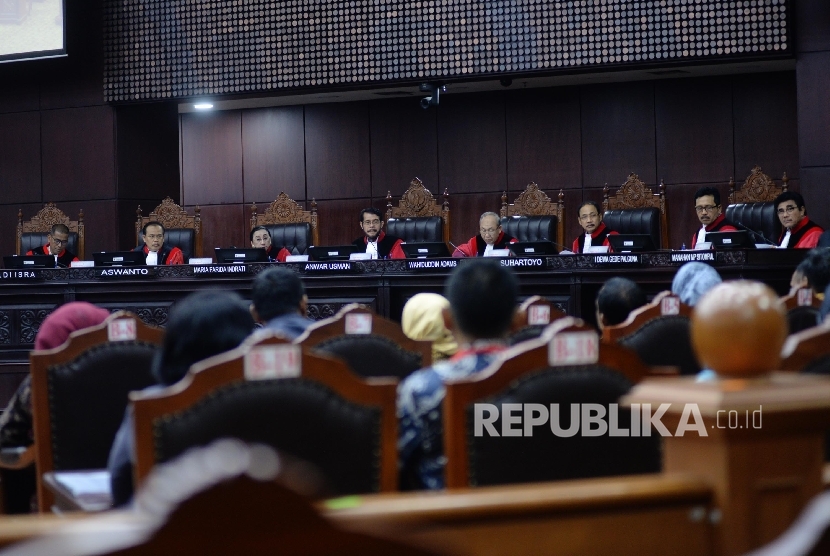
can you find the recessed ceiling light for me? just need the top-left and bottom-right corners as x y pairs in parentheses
(194, 103), (214, 110)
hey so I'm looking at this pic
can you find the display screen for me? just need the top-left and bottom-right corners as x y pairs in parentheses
(0, 0), (65, 63)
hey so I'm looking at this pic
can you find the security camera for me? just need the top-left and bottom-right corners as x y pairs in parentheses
(420, 97), (432, 109)
(500, 78), (513, 87)
(419, 83), (446, 109)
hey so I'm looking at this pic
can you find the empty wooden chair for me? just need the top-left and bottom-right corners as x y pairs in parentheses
(443, 318), (661, 489)
(135, 197), (203, 260)
(30, 312), (162, 511)
(602, 174), (669, 249)
(509, 295), (568, 345)
(603, 291), (699, 376)
(500, 182), (565, 248)
(385, 178), (450, 246)
(132, 331), (399, 496)
(295, 304), (431, 379)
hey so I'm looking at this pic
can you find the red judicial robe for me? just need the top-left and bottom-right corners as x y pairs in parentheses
(572, 222), (618, 253)
(452, 231), (517, 257)
(351, 231), (405, 259)
(779, 217), (824, 249)
(27, 245), (79, 268)
(134, 244), (184, 265)
(690, 214), (738, 249)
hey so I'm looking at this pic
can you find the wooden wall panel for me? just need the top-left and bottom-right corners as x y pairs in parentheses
(799, 168), (830, 231)
(115, 104), (180, 202)
(315, 198), (373, 247)
(655, 77), (734, 185)
(448, 192), (505, 248)
(0, 112), (41, 205)
(55, 200), (117, 258)
(665, 182), (730, 250)
(0, 72), (38, 114)
(506, 87), (582, 192)
(370, 98), (438, 198)
(242, 106), (306, 204)
(796, 53), (830, 168)
(41, 106), (115, 202)
(119, 199), (167, 251)
(180, 111), (243, 206)
(795, 0), (830, 53)
(581, 81), (657, 188)
(733, 73), (799, 180)
(189, 204), (247, 255)
(305, 102), (371, 200)
(438, 92), (507, 194)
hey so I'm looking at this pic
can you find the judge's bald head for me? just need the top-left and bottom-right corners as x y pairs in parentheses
(445, 260), (518, 339)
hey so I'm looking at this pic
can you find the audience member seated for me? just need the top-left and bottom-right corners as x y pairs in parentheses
(572, 201), (617, 253)
(133, 221), (184, 265)
(790, 247), (830, 299)
(0, 303), (110, 450)
(689, 186), (736, 249)
(671, 262), (722, 306)
(352, 208), (405, 260)
(107, 291), (256, 507)
(595, 277), (647, 330)
(397, 260), (518, 490)
(400, 293), (458, 362)
(250, 267), (314, 340)
(452, 212), (517, 257)
(25, 224), (79, 268)
(250, 226), (290, 263)
(775, 191), (824, 249)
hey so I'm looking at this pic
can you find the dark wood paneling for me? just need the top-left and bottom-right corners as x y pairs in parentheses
(796, 0), (830, 53)
(799, 168), (830, 231)
(448, 192), (504, 248)
(55, 200), (118, 257)
(189, 204), (247, 254)
(581, 81), (657, 188)
(305, 102), (371, 200)
(506, 87), (582, 192)
(370, 98), (438, 199)
(796, 52), (830, 168)
(115, 104), (180, 202)
(118, 199), (165, 251)
(438, 92), (507, 194)
(0, 111), (41, 204)
(242, 106), (306, 204)
(315, 198), (372, 246)
(0, 203), (39, 258)
(733, 72), (799, 180)
(41, 106), (115, 201)
(655, 77), (734, 185)
(0, 72), (39, 114)
(180, 111), (243, 206)
(665, 182), (728, 250)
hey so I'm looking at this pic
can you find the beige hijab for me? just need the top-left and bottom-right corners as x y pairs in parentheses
(401, 293), (458, 362)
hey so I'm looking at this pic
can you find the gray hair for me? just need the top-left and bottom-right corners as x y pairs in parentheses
(479, 211), (500, 222)
(671, 262), (722, 307)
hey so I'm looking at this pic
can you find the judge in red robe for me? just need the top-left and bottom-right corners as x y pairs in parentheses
(775, 191), (824, 249)
(571, 201), (618, 253)
(351, 208), (406, 259)
(452, 212), (516, 257)
(26, 224), (79, 268)
(133, 222), (184, 265)
(690, 187), (737, 249)
(250, 226), (291, 262)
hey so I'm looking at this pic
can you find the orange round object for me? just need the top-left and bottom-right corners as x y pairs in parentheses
(690, 280), (787, 378)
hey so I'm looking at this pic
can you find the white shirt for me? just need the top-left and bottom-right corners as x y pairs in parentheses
(697, 226), (707, 246)
(584, 233), (593, 249)
(779, 230), (791, 249)
(366, 240), (378, 259)
(146, 250), (159, 265)
(483, 243), (494, 256)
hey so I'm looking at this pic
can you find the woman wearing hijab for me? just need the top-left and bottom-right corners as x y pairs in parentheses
(0, 302), (110, 449)
(401, 293), (458, 362)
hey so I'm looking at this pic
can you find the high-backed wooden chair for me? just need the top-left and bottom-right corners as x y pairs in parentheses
(17, 203), (85, 260)
(385, 178), (450, 245)
(500, 182), (565, 248)
(135, 197), (203, 260)
(295, 304), (431, 379)
(602, 174), (669, 249)
(780, 287), (823, 335)
(443, 318), (661, 489)
(131, 331), (398, 495)
(780, 322), (830, 374)
(725, 166), (787, 244)
(602, 291), (699, 376)
(508, 295), (568, 345)
(30, 312), (162, 512)
(250, 192), (319, 254)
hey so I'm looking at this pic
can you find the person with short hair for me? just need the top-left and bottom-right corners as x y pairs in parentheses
(108, 290), (256, 506)
(398, 260), (518, 490)
(774, 191), (824, 249)
(26, 224), (79, 267)
(351, 208), (405, 259)
(595, 277), (647, 330)
(250, 267), (314, 340)
(572, 201), (617, 253)
(671, 262), (722, 307)
(791, 247), (830, 299)
(690, 187), (737, 249)
(250, 226), (291, 262)
(133, 221), (184, 265)
(452, 212), (516, 257)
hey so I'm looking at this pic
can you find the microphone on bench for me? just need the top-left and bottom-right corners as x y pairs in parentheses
(735, 222), (777, 246)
